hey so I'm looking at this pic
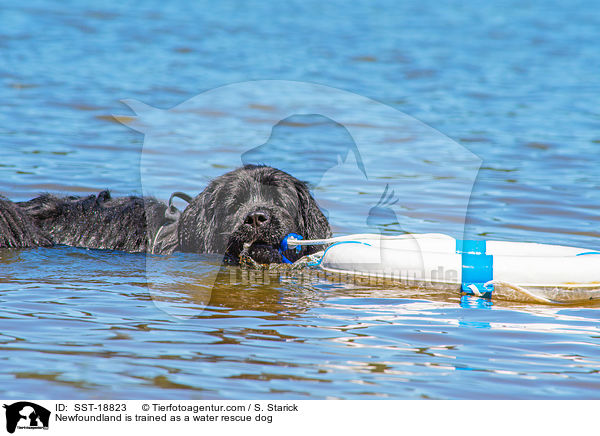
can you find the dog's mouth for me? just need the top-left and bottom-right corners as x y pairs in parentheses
(241, 239), (282, 264)
(223, 236), (284, 265)
(223, 211), (306, 264)
(225, 233), (305, 265)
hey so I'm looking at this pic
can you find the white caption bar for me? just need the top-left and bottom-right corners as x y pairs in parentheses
(0, 400), (595, 436)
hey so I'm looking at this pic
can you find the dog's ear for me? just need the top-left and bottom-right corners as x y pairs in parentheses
(178, 193), (208, 253)
(294, 180), (331, 240)
(178, 187), (228, 254)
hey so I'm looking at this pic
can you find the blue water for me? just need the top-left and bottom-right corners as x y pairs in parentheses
(1, 0), (600, 399)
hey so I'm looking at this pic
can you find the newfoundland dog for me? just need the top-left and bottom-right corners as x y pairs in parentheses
(13, 165), (331, 264)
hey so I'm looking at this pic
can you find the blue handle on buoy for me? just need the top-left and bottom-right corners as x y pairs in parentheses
(281, 233), (303, 253)
(280, 233), (304, 264)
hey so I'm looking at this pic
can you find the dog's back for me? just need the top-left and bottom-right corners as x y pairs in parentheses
(19, 191), (169, 253)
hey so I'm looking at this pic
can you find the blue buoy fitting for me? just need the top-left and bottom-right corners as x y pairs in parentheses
(281, 233), (303, 253)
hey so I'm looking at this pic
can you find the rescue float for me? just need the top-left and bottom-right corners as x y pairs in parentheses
(282, 233), (600, 303)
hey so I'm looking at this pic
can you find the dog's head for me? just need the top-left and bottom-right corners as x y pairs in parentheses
(178, 165), (331, 264)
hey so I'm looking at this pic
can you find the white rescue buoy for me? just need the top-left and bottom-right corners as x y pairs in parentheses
(286, 233), (600, 303)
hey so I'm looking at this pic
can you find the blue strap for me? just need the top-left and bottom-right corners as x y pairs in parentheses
(457, 240), (494, 298)
(460, 253), (494, 298)
(576, 252), (600, 256)
(456, 239), (487, 254)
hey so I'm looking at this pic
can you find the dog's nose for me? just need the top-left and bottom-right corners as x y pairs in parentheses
(244, 210), (270, 229)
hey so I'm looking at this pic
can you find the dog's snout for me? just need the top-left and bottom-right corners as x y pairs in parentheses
(244, 210), (270, 229)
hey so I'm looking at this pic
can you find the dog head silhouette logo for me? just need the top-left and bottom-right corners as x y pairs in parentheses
(3, 402), (50, 434)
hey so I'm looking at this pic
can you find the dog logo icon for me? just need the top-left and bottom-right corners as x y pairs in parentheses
(3, 402), (50, 434)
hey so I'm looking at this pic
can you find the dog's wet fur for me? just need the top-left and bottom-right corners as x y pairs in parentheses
(2, 165), (331, 263)
(0, 197), (52, 248)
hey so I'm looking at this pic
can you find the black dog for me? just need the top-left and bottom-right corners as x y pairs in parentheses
(16, 165), (331, 263)
(0, 197), (52, 249)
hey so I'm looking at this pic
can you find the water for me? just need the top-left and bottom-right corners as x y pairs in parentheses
(1, 0), (600, 399)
